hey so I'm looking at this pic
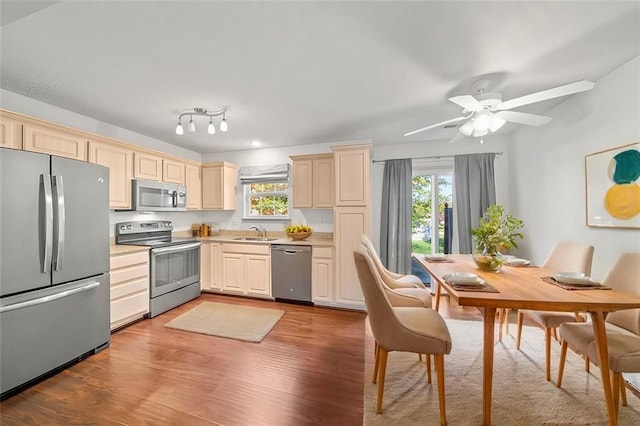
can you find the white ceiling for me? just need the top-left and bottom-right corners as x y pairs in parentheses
(1, 1), (639, 154)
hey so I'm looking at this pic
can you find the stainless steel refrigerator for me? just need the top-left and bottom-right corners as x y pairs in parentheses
(0, 147), (111, 399)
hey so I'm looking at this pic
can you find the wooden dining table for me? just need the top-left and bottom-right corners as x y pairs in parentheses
(416, 254), (640, 426)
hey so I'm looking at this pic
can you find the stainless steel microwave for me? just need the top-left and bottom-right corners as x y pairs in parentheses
(131, 179), (187, 212)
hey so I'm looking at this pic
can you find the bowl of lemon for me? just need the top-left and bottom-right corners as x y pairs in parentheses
(285, 224), (312, 241)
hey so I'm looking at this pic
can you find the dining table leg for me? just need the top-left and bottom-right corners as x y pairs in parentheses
(482, 307), (496, 426)
(589, 311), (617, 426)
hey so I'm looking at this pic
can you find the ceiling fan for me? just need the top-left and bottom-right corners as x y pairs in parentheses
(404, 79), (595, 140)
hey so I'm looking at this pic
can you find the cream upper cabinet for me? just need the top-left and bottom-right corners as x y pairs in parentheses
(201, 242), (221, 291)
(162, 158), (186, 185)
(220, 243), (271, 298)
(202, 162), (237, 210)
(185, 164), (202, 210)
(88, 140), (133, 210)
(312, 246), (334, 305)
(0, 113), (23, 150)
(290, 153), (334, 209)
(332, 144), (370, 207)
(133, 152), (163, 181)
(23, 124), (87, 161)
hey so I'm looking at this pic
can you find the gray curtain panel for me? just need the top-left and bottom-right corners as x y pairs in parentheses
(380, 158), (412, 274)
(454, 153), (497, 254)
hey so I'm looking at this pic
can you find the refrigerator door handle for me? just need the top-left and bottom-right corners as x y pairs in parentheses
(0, 281), (100, 313)
(53, 175), (65, 271)
(41, 174), (53, 273)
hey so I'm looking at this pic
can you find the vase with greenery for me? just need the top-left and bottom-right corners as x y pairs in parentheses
(471, 204), (524, 272)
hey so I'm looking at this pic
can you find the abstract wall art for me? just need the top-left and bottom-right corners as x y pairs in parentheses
(585, 142), (640, 228)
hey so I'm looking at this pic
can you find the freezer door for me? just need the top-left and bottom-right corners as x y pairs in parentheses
(0, 274), (110, 397)
(51, 156), (109, 285)
(0, 148), (52, 297)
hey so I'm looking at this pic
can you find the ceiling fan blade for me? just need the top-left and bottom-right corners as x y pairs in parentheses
(496, 80), (594, 111)
(495, 111), (552, 126)
(448, 95), (483, 112)
(403, 116), (468, 137)
(449, 132), (465, 144)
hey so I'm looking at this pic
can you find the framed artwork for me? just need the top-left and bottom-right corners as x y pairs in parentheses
(585, 142), (640, 228)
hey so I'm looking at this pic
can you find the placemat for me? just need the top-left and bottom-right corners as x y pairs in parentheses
(541, 276), (611, 290)
(445, 280), (500, 293)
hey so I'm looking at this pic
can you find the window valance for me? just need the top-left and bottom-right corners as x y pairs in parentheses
(239, 163), (290, 184)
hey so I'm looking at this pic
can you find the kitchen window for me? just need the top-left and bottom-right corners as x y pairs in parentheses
(240, 164), (291, 220)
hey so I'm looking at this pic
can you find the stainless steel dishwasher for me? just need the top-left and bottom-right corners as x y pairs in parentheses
(271, 244), (312, 304)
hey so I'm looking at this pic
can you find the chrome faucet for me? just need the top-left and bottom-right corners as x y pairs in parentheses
(249, 225), (267, 239)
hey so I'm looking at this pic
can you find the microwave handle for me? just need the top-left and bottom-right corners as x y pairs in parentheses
(172, 190), (178, 207)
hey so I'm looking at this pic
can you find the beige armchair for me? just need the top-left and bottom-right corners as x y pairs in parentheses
(514, 242), (594, 381)
(557, 253), (640, 415)
(354, 245), (452, 425)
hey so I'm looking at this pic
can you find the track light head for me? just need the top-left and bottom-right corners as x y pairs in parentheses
(175, 107), (228, 136)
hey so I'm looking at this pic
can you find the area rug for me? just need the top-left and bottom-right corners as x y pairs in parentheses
(164, 302), (284, 343)
(364, 319), (640, 425)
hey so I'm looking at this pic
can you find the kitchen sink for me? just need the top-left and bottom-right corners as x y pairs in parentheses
(232, 237), (278, 241)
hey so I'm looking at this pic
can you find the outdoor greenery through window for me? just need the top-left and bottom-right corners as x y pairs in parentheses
(412, 174), (453, 254)
(244, 182), (290, 219)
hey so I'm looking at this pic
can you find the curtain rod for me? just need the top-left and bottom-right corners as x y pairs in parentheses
(372, 152), (503, 164)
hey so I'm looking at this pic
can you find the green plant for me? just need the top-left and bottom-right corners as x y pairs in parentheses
(472, 205), (524, 255)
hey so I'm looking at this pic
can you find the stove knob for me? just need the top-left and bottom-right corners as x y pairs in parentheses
(119, 225), (126, 230)
(127, 225), (132, 229)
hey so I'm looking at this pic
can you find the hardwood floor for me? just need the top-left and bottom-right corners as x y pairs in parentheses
(1, 293), (634, 424)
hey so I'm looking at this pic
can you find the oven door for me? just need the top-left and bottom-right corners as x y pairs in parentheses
(150, 242), (201, 298)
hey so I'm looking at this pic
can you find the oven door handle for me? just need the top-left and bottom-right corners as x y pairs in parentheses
(152, 242), (201, 255)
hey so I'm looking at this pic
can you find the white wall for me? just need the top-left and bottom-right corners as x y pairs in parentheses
(508, 56), (640, 280)
(370, 136), (511, 249)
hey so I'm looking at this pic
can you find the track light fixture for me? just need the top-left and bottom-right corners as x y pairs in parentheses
(175, 107), (228, 135)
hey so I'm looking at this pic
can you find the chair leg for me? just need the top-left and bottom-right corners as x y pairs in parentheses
(516, 311), (524, 350)
(435, 354), (446, 426)
(376, 347), (389, 414)
(498, 309), (504, 342)
(372, 342), (379, 384)
(557, 340), (568, 387)
(504, 308), (510, 336)
(426, 354), (432, 384)
(545, 327), (552, 381)
(621, 376), (628, 407)
(552, 327), (559, 342)
(584, 356), (590, 373)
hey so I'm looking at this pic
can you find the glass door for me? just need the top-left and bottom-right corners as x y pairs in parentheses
(150, 243), (201, 298)
(412, 172), (453, 255)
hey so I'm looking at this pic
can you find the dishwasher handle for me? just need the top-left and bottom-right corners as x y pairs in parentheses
(284, 249), (303, 255)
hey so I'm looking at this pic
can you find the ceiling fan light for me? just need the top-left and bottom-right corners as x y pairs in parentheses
(489, 115), (506, 132)
(472, 128), (488, 138)
(459, 119), (475, 136)
(474, 110), (492, 132)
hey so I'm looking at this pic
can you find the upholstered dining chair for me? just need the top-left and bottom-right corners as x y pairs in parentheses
(557, 253), (640, 414)
(359, 243), (435, 381)
(354, 245), (452, 425)
(361, 234), (425, 288)
(514, 242), (594, 381)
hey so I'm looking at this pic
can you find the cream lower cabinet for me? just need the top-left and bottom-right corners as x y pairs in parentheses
(312, 247), (334, 305)
(201, 242), (221, 291)
(109, 251), (149, 330)
(334, 207), (368, 310)
(221, 243), (271, 298)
